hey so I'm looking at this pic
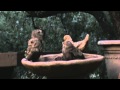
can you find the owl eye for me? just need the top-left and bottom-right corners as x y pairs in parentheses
(38, 30), (42, 33)
(31, 41), (34, 43)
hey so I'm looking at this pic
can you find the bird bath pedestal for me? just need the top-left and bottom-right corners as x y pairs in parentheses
(21, 52), (104, 79)
(98, 40), (120, 79)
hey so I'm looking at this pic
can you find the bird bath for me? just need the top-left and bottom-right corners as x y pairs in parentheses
(21, 52), (104, 79)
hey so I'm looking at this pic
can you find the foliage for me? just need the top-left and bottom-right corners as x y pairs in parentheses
(13, 66), (43, 79)
(0, 11), (32, 52)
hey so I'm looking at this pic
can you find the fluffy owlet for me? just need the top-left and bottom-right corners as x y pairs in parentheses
(62, 41), (85, 60)
(63, 34), (89, 51)
(25, 38), (42, 61)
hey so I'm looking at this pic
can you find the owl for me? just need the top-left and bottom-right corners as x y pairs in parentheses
(62, 41), (85, 60)
(63, 34), (89, 51)
(25, 38), (42, 61)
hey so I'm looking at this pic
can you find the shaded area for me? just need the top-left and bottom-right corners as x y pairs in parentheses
(26, 11), (75, 18)
(0, 67), (14, 79)
(13, 66), (43, 79)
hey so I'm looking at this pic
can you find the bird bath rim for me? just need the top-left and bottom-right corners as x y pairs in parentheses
(98, 40), (120, 45)
(21, 53), (104, 79)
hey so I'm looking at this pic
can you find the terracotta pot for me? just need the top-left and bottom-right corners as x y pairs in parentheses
(21, 53), (104, 79)
(98, 40), (120, 79)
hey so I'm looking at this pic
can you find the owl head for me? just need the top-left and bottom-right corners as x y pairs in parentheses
(63, 35), (72, 41)
(31, 29), (44, 40)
